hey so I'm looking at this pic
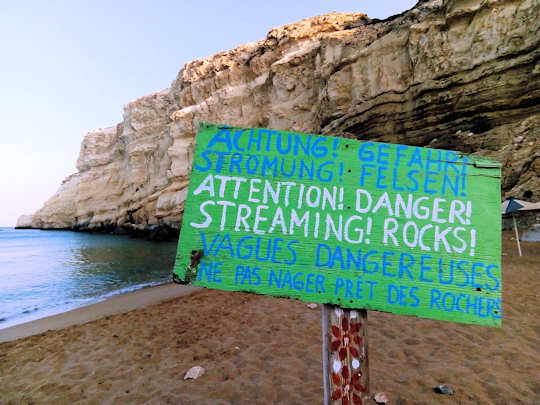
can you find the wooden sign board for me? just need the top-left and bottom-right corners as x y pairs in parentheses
(173, 123), (502, 327)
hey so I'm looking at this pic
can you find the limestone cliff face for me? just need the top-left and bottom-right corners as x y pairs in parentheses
(17, 0), (539, 234)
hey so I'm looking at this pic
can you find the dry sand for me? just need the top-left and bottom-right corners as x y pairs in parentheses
(1, 231), (539, 404)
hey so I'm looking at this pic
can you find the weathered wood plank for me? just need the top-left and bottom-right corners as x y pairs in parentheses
(173, 122), (502, 326)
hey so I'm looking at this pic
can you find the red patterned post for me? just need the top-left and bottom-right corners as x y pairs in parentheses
(322, 305), (369, 405)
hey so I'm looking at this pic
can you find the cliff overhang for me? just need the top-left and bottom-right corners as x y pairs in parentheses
(17, 0), (540, 237)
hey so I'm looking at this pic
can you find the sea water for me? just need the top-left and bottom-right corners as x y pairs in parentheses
(0, 227), (177, 329)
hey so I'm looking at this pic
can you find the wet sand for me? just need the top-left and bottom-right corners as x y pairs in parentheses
(0, 284), (199, 343)
(1, 231), (538, 404)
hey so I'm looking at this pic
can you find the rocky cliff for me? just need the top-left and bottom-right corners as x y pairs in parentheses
(17, 0), (539, 238)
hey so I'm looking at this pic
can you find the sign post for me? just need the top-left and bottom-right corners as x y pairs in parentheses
(512, 214), (522, 257)
(322, 305), (369, 405)
(173, 122), (502, 401)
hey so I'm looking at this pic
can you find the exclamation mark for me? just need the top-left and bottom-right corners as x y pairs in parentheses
(469, 229), (476, 257)
(461, 175), (467, 197)
(332, 138), (339, 158)
(314, 212), (320, 238)
(339, 162), (343, 183)
(338, 187), (344, 210)
(461, 158), (469, 197)
(364, 217), (372, 244)
(465, 201), (472, 225)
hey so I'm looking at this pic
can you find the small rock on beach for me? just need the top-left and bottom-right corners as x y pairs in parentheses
(184, 366), (205, 380)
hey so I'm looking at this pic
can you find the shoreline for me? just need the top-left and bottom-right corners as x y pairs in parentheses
(0, 283), (199, 342)
(0, 280), (173, 330)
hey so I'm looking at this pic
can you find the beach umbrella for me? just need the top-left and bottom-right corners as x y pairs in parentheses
(502, 198), (525, 214)
(503, 197), (524, 256)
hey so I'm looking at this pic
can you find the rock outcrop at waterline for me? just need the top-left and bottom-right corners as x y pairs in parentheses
(17, 0), (539, 236)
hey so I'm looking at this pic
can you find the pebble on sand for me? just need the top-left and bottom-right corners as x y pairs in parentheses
(374, 391), (389, 404)
(184, 366), (205, 380)
(434, 384), (454, 395)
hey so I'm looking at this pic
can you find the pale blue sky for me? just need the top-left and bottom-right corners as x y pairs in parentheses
(0, 0), (416, 226)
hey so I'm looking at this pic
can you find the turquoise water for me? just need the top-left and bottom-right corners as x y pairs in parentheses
(0, 228), (178, 329)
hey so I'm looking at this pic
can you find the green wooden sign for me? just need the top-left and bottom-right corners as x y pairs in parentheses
(173, 123), (502, 327)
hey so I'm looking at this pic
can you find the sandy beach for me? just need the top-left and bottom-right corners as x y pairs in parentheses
(1, 231), (539, 404)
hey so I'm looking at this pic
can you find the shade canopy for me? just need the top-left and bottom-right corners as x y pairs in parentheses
(501, 198), (540, 214)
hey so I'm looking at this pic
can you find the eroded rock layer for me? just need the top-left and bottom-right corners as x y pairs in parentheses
(17, 0), (540, 236)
